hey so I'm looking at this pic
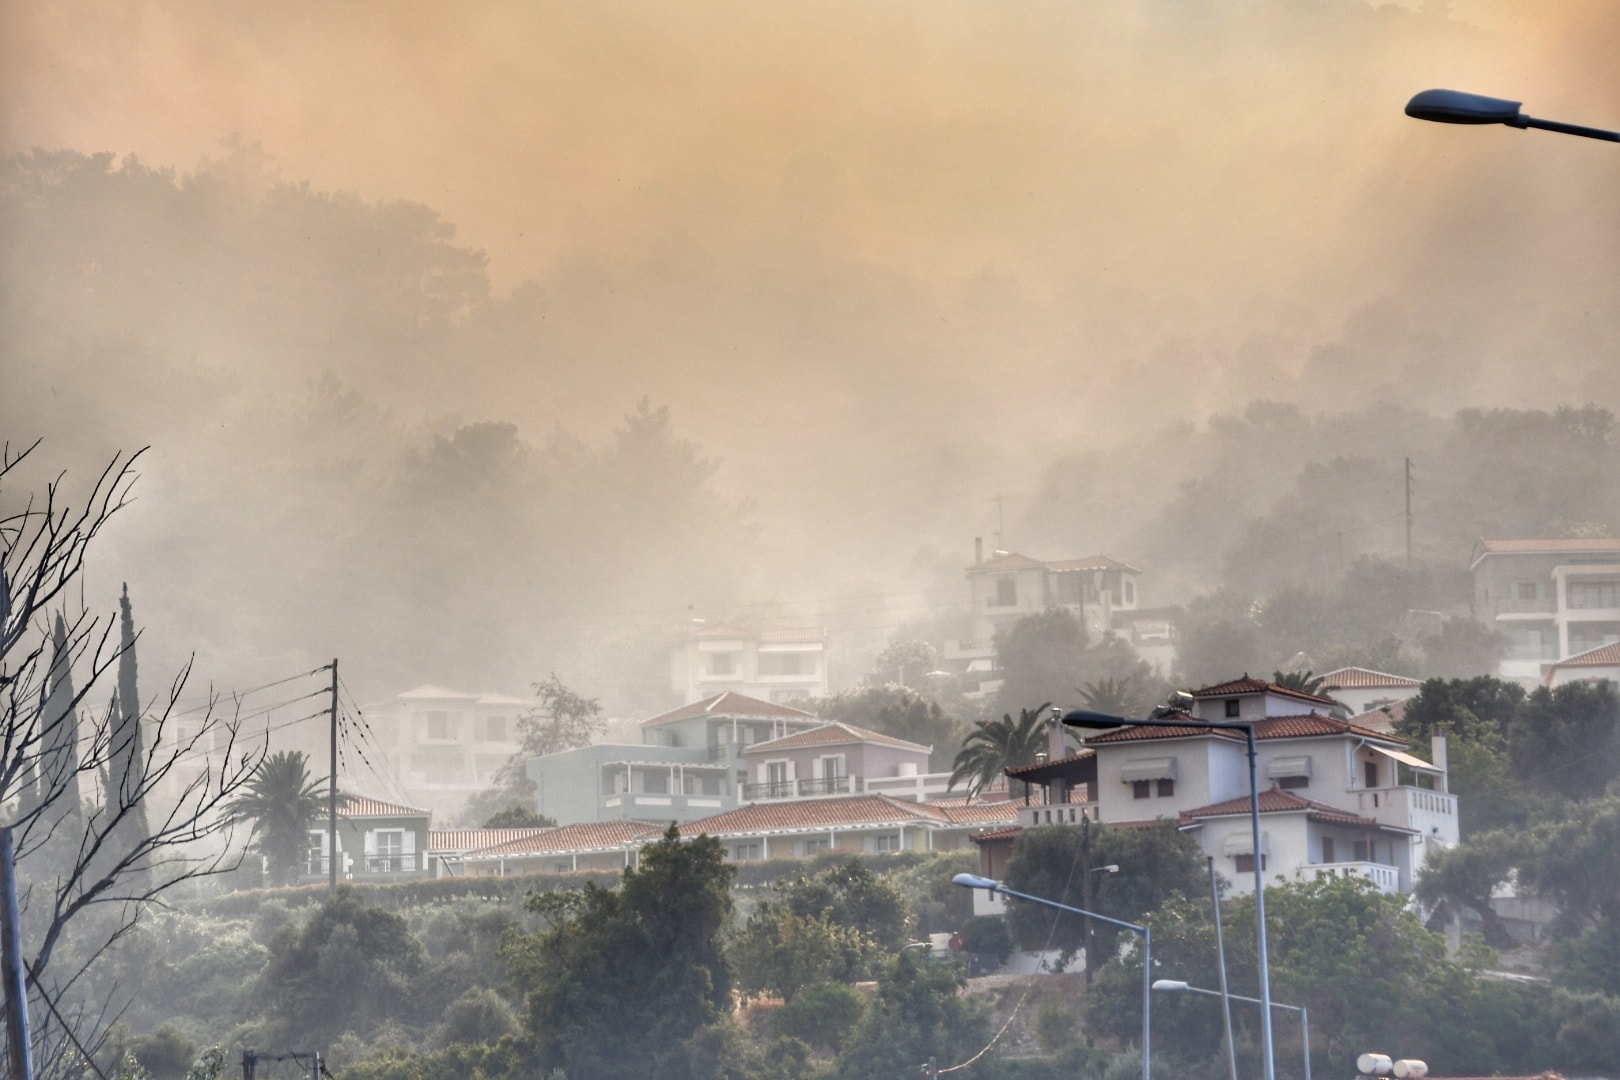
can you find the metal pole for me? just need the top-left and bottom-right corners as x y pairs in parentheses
(0, 829), (34, 1080)
(1248, 727), (1277, 1080)
(328, 659), (339, 894)
(1155, 983), (1308, 1080)
(1208, 857), (1238, 1080)
(1300, 1007), (1311, 1080)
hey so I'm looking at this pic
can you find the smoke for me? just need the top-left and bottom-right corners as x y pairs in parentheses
(2, 0), (1617, 706)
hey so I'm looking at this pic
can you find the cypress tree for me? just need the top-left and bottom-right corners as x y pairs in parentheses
(42, 614), (84, 831)
(112, 584), (151, 888)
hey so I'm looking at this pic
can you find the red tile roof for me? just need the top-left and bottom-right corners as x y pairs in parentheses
(1177, 789), (1395, 830)
(429, 828), (550, 853)
(680, 795), (950, 836)
(1004, 749), (1095, 777)
(748, 721), (929, 754)
(642, 691), (819, 727)
(1550, 640), (1620, 669)
(339, 795), (431, 818)
(966, 551), (1140, 575)
(1470, 537), (1620, 569)
(933, 801), (1021, 826)
(966, 552), (1048, 573)
(1319, 667), (1421, 690)
(969, 826), (1023, 844)
(1081, 712), (1402, 746)
(1349, 699), (1406, 732)
(1045, 555), (1141, 574)
(464, 821), (664, 858)
(1191, 675), (1336, 707)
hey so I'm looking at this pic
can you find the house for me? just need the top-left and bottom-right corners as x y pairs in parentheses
(1469, 537), (1620, 684)
(428, 827), (551, 877)
(950, 544), (1175, 686)
(1318, 667), (1423, 716)
(739, 722), (938, 801)
(524, 692), (825, 826)
(1542, 640), (1620, 689)
(452, 821), (665, 877)
(305, 795), (433, 881)
(670, 623), (830, 705)
(677, 794), (1019, 862)
(964, 676), (1458, 915)
(362, 684), (530, 818)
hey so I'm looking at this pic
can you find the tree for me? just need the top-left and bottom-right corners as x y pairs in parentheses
(1271, 669), (1326, 695)
(870, 639), (940, 689)
(503, 825), (734, 1079)
(516, 673), (606, 757)
(479, 805), (555, 829)
(832, 950), (989, 1080)
(773, 859), (911, 950)
(948, 703), (1051, 797)
(1, 444), (262, 1075)
(1506, 680), (1620, 801)
(994, 608), (1087, 715)
(1413, 829), (1528, 949)
(728, 908), (879, 1003)
(807, 687), (965, 772)
(228, 751), (329, 886)
(1078, 677), (1148, 719)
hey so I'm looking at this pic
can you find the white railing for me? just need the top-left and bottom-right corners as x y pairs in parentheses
(1312, 861), (1399, 893)
(1354, 786), (1456, 839)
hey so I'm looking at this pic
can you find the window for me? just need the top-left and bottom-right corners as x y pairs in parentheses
(1156, 778), (1175, 797)
(758, 652), (807, 676)
(707, 652), (737, 676)
(1277, 775), (1309, 790)
(1132, 780), (1151, 799)
(426, 711), (449, 739)
(1364, 761), (1379, 789)
(1568, 580), (1620, 609)
(1224, 699), (1241, 718)
(1233, 853), (1267, 873)
(873, 833), (902, 852)
(765, 761), (790, 797)
(485, 716), (507, 741)
(1321, 837), (1335, 863)
(1353, 840), (1369, 862)
(801, 838), (830, 856)
(1124, 580), (1136, 605)
(735, 842), (761, 860)
(306, 831), (326, 875)
(372, 830), (404, 872)
(1517, 581), (1539, 601)
(994, 576), (1017, 607)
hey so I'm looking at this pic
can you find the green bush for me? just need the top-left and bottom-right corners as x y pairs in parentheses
(770, 981), (867, 1054)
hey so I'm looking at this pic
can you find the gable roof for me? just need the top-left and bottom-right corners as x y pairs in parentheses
(1470, 537), (1620, 569)
(748, 721), (930, 754)
(463, 821), (664, 859)
(393, 684), (528, 707)
(339, 795), (432, 819)
(1191, 675), (1337, 707)
(1548, 640), (1620, 670)
(1081, 712), (1403, 746)
(680, 794), (952, 836)
(642, 691), (819, 727)
(1319, 667), (1421, 690)
(429, 828), (550, 853)
(1178, 788), (1403, 830)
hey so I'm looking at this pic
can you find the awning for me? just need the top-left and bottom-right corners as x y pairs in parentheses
(1119, 757), (1177, 783)
(1222, 831), (1271, 856)
(1266, 755), (1312, 780)
(1371, 746), (1441, 773)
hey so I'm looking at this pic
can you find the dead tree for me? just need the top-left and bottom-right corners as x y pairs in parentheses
(0, 442), (265, 1077)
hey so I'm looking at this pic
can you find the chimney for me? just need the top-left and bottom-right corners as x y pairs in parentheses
(1430, 734), (1449, 794)
(974, 536), (983, 565)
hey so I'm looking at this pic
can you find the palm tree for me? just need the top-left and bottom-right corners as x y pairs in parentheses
(1077, 677), (1145, 718)
(1271, 669), (1328, 695)
(229, 751), (329, 886)
(949, 703), (1052, 797)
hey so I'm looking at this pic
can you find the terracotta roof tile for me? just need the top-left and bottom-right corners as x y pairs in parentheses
(1550, 640), (1620, 669)
(642, 691), (819, 727)
(339, 795), (432, 818)
(1191, 675), (1337, 706)
(1177, 789), (1392, 830)
(748, 721), (930, 754)
(680, 795), (949, 836)
(464, 821), (664, 858)
(1319, 667), (1422, 690)
(965, 552), (1048, 573)
(1004, 749), (1095, 776)
(933, 801), (1020, 826)
(429, 828), (549, 853)
(969, 826), (1023, 844)
(1082, 712), (1402, 746)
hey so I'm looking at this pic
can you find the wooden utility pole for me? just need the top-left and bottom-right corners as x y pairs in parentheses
(328, 659), (339, 894)
(1405, 457), (1414, 570)
(1, 829), (34, 1080)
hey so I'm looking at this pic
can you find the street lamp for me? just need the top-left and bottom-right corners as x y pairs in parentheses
(1405, 89), (1619, 143)
(954, 873), (1152, 1080)
(1152, 979), (1311, 1080)
(1063, 706), (1276, 1080)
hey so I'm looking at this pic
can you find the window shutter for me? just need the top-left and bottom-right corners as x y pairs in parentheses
(402, 830), (416, 855)
(364, 831), (378, 856)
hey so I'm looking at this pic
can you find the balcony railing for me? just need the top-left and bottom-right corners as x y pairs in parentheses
(365, 855), (412, 873)
(741, 775), (862, 800)
(1312, 861), (1399, 893)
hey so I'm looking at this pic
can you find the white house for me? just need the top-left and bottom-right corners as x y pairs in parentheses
(1543, 640), (1620, 689)
(363, 684), (530, 818)
(670, 623), (830, 705)
(1470, 537), (1620, 684)
(1318, 667), (1423, 716)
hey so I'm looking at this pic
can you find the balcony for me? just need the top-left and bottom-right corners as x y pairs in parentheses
(1312, 861), (1399, 893)
(365, 854), (413, 873)
(742, 775), (863, 800)
(1352, 786), (1458, 840)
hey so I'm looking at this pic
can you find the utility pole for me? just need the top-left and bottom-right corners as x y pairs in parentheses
(1404, 457), (1414, 570)
(328, 659), (339, 894)
(241, 1051), (256, 1080)
(1, 829), (34, 1080)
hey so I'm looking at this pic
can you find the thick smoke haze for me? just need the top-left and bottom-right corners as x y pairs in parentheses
(3, 1), (1618, 710)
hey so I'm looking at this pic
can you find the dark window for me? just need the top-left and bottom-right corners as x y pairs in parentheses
(758, 652), (806, 676)
(1277, 775), (1309, 790)
(1353, 840), (1369, 862)
(1321, 837), (1335, 863)
(1233, 853), (1267, 873)
(1132, 780), (1151, 799)
(1517, 582), (1539, 601)
(1224, 699), (1241, 718)
(1364, 761), (1379, 788)
(995, 577), (1017, 607)
(1156, 778), (1175, 797)
(708, 652), (737, 676)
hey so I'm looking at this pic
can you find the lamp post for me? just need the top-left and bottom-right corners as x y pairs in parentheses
(1153, 979), (1310, 1080)
(1063, 706), (1276, 1080)
(1081, 855), (1121, 986)
(1404, 89), (1619, 143)
(954, 873), (1152, 1080)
